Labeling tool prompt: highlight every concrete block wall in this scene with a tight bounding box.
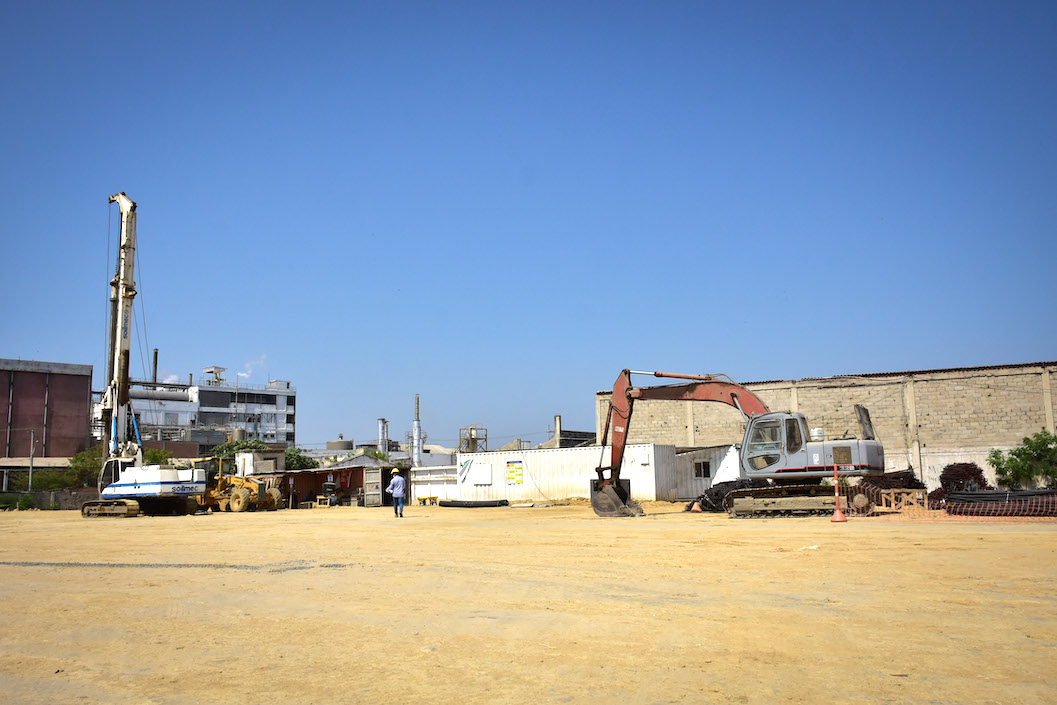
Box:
[597,363,1057,489]
[914,370,1049,447]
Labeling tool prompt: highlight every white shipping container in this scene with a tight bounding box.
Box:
[407,465,459,502]
[410,444,678,503]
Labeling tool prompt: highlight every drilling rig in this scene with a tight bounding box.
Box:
[81,193,206,517]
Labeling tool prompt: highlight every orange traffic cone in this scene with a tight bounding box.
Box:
[691,501,702,513]
[831,463,847,523]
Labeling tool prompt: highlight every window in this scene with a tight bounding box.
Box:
[747,421,782,453]
[694,461,711,478]
[786,418,803,454]
[199,390,234,408]
[747,419,782,470]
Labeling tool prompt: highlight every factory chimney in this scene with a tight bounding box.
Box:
[377,418,389,455]
[412,394,423,466]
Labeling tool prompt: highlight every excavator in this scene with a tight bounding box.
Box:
[81,194,206,517]
[592,369,885,517]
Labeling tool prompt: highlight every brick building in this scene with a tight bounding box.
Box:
[596,362,1057,489]
[1,359,93,458]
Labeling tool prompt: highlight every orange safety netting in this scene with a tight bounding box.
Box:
[843,484,1057,523]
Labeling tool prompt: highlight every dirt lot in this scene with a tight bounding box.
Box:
[1,502,1055,705]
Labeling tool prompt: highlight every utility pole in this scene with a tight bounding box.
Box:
[28,429,35,492]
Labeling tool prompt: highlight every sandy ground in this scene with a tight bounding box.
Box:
[0,501,1055,705]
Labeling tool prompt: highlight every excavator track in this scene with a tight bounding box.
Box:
[722,484,847,518]
[81,499,140,518]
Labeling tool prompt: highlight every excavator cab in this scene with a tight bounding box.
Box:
[739,411,884,482]
[742,413,808,475]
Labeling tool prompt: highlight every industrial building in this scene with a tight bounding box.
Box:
[1,358,93,458]
[100,365,297,453]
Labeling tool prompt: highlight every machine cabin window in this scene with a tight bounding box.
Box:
[786,418,803,454]
[747,420,782,470]
[748,421,782,453]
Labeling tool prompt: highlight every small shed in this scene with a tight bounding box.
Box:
[673,445,741,499]
[260,454,407,507]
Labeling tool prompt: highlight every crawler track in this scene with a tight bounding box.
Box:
[722,484,847,518]
[81,499,140,518]
[80,496,199,518]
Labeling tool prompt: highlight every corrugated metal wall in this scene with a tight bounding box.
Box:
[409,444,681,503]
[409,465,458,501]
[673,445,741,500]
[651,444,678,501]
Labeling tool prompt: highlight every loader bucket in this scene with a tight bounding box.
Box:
[590,479,645,517]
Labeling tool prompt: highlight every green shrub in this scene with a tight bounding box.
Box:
[988,431,1057,489]
[143,448,175,465]
[0,494,17,510]
[29,470,75,490]
[211,439,270,459]
[17,494,36,510]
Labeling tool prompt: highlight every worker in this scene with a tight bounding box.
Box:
[385,468,405,518]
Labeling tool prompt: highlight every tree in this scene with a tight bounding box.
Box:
[68,444,106,487]
[285,448,319,470]
[210,438,270,459]
[987,431,1057,489]
[143,448,174,465]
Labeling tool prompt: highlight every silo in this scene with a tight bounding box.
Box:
[326,433,355,451]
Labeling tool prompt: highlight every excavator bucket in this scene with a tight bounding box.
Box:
[590,479,645,517]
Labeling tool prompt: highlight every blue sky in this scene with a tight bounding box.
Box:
[2,1,1055,449]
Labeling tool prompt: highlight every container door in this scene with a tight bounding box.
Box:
[364,468,383,507]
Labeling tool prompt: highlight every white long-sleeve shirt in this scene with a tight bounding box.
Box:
[385,475,405,498]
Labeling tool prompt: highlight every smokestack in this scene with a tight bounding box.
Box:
[377,418,388,454]
[412,394,423,466]
[554,415,562,448]
[152,348,158,384]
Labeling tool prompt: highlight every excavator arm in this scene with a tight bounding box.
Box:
[592,369,770,516]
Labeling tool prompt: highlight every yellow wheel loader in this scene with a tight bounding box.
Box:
[192,457,282,512]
